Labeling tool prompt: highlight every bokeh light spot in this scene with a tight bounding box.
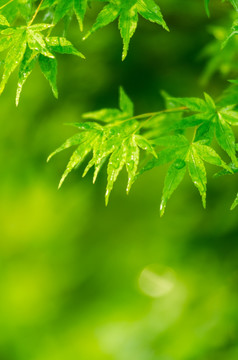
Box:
[138,264,175,298]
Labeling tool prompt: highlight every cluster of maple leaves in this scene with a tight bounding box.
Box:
[0,0,237,213]
[48,87,238,214]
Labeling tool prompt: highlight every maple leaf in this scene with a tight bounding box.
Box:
[205,0,238,15]
[83,0,168,60]
[214,160,238,210]
[55,0,89,31]
[48,87,157,204]
[0,0,35,22]
[41,0,89,31]
[138,134,230,215]
[0,15,84,103]
[204,0,210,16]
[199,25,238,85]
[222,17,238,49]
[229,0,238,11]
[231,192,238,209]
[168,93,238,165]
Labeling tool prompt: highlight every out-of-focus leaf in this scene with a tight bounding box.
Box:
[230,0,238,11]
[231,192,238,209]
[204,0,210,16]
[119,86,133,116]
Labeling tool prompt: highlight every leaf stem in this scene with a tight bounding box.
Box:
[191,126,198,143]
[113,106,187,126]
[135,114,159,133]
[132,106,187,121]
[28,0,44,26]
[0,0,14,10]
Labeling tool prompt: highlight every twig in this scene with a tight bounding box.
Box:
[113,106,187,126]
[28,0,44,26]
[0,0,14,11]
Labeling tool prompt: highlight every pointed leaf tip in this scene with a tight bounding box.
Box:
[230,193,238,210]
[160,200,165,217]
[202,195,206,209]
[82,33,89,41]
[105,189,110,206]
[58,180,63,189]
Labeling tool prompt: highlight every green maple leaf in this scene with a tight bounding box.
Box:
[214,160,238,210]
[205,0,238,15]
[55,0,89,31]
[138,134,230,215]
[83,0,168,60]
[0,0,35,22]
[0,15,84,103]
[215,167,238,210]
[168,93,238,165]
[200,25,238,85]
[141,90,186,139]
[229,0,238,11]
[222,18,238,48]
[231,192,238,209]
[0,24,28,96]
[48,87,157,205]
[217,81,238,108]
[41,0,89,31]
[204,0,210,16]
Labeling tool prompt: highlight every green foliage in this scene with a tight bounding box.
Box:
[154,137,230,216]
[222,17,238,48]
[49,88,237,213]
[204,0,210,16]
[0,0,169,99]
[83,0,168,60]
[41,0,89,31]
[48,88,157,205]
[205,0,238,15]
[168,93,238,164]
[230,0,238,11]
[0,0,238,213]
[231,192,238,208]
[0,12,84,104]
[0,0,36,22]
[200,25,238,84]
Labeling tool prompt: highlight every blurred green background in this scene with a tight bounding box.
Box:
[0,0,238,359]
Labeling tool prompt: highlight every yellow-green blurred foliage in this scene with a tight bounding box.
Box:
[0,1,237,359]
